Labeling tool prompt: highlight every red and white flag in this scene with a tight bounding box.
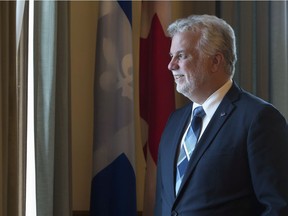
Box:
[140,2,175,215]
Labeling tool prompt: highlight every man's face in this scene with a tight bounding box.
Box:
[168,31,211,101]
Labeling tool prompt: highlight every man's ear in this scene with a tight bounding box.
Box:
[211,52,224,73]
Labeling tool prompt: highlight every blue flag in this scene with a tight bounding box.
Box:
[90,1,136,216]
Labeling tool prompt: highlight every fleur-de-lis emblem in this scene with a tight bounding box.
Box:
[99,37,133,100]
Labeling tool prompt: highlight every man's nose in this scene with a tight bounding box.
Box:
[168,57,179,71]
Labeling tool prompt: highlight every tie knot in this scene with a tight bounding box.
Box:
[193,106,206,119]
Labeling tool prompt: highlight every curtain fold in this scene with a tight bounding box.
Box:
[34,1,71,216]
[17,3,28,216]
[270,1,288,118]
[217,1,288,118]
[219,1,270,100]
[0,1,26,216]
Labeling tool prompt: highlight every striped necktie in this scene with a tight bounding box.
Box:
[175,106,206,194]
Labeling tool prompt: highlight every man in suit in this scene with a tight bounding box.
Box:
[154,14,288,216]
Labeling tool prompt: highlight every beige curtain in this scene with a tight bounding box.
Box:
[0,1,26,216]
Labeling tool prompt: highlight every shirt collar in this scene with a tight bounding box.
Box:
[192,79,233,119]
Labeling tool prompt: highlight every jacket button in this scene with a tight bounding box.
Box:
[171,210,178,216]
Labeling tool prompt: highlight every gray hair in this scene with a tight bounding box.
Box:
[167,14,237,76]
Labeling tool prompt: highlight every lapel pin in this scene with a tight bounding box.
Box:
[220,112,226,117]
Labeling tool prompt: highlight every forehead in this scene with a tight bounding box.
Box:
[170,31,200,53]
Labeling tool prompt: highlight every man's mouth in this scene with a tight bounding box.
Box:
[174,74,184,80]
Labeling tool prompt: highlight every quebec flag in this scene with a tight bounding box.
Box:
[90,1,136,216]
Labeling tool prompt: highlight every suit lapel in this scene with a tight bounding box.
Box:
[176,82,241,197]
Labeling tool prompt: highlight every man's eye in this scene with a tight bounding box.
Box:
[169,53,188,60]
[177,53,187,60]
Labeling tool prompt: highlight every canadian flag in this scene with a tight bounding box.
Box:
[139,2,175,215]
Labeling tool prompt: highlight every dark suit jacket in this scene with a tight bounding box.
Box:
[155,82,288,216]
